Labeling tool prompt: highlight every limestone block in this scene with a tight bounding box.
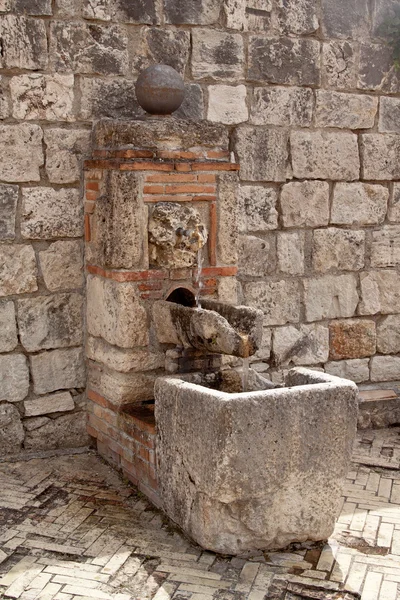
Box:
[329,320,376,360]
[0,404,24,455]
[23,417,50,431]
[24,392,75,417]
[15,0,52,13]
[322,41,357,89]
[377,315,400,354]
[39,241,83,292]
[235,127,289,182]
[389,183,400,222]
[361,134,400,180]
[371,356,400,382]
[244,280,300,326]
[87,275,148,349]
[321,0,369,39]
[0,244,37,297]
[358,42,400,93]
[331,183,388,226]
[21,188,83,239]
[0,184,18,240]
[239,235,273,277]
[0,15,47,69]
[217,277,238,305]
[25,412,89,450]
[248,36,320,86]
[44,129,90,184]
[371,227,400,267]
[273,324,329,366]
[0,124,43,182]
[30,348,85,395]
[218,173,239,265]
[136,28,190,76]
[240,186,278,232]
[86,336,163,373]
[325,359,369,383]
[208,85,248,125]
[359,270,400,315]
[315,91,378,129]
[18,293,83,353]
[88,362,156,406]
[250,86,314,127]
[281,181,330,228]
[10,74,74,121]
[274,0,318,34]
[277,232,305,275]
[0,76,10,118]
[79,77,143,120]
[83,0,158,23]
[174,83,205,122]
[379,97,400,133]
[0,301,18,352]
[54,0,78,15]
[164,0,220,24]
[253,327,272,361]
[224,0,272,31]
[304,275,359,322]
[49,21,128,75]
[0,354,29,402]
[192,30,245,80]
[291,132,360,181]
[312,228,365,273]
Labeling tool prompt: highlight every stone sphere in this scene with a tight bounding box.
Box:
[135,64,185,115]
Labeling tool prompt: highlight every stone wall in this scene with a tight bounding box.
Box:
[0,0,400,454]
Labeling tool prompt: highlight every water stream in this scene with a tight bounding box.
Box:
[195,248,204,308]
[242,357,250,393]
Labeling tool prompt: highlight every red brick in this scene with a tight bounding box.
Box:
[166,184,216,194]
[192,162,239,171]
[170,268,193,280]
[140,291,163,300]
[97,440,121,468]
[86,190,97,202]
[202,266,238,277]
[84,214,91,242]
[138,281,163,292]
[87,424,99,439]
[206,150,230,160]
[143,184,165,194]
[175,163,192,172]
[198,174,217,183]
[84,159,121,170]
[86,181,99,191]
[158,150,203,160]
[144,194,194,203]
[88,389,115,410]
[145,173,197,183]
[92,403,118,427]
[86,265,167,282]
[139,445,150,462]
[85,201,95,214]
[114,149,154,159]
[119,162,172,172]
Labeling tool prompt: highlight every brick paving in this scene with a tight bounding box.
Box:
[0,429,399,600]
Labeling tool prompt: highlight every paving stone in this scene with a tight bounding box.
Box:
[235,126,289,182]
[281,181,330,228]
[274,0,318,34]
[359,270,400,315]
[0,403,24,456]
[324,359,370,383]
[250,86,314,127]
[312,228,365,273]
[0,184,18,240]
[371,226,400,267]
[10,74,74,121]
[164,0,220,24]
[273,323,329,366]
[0,244,38,297]
[0,354,29,402]
[39,241,84,292]
[45,129,91,184]
[322,41,358,89]
[0,301,18,352]
[361,134,400,180]
[304,275,359,322]
[239,186,278,232]
[331,183,388,226]
[30,348,85,395]
[329,320,376,360]
[79,78,143,120]
[208,85,248,125]
[24,392,75,417]
[192,29,245,80]
[244,280,300,326]
[315,91,378,129]
[21,188,83,240]
[0,123,43,182]
[0,15,47,69]
[277,232,305,276]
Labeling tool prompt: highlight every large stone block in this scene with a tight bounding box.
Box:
[250,86,314,127]
[86,336,163,373]
[358,43,400,93]
[389,183,400,222]
[218,173,239,265]
[0,404,24,455]
[315,91,378,129]
[274,0,318,34]
[21,188,83,239]
[164,0,220,24]
[371,356,400,382]
[273,324,329,366]
[361,134,400,180]
[18,293,83,353]
[83,0,158,23]
[30,348,85,395]
[0,76,9,119]
[174,83,205,121]
[359,270,400,315]
[291,132,360,180]
[331,183,388,226]
[0,184,18,240]
[239,235,274,277]
[207,85,248,125]
[371,226,400,267]
[44,129,90,184]
[379,97,400,133]
[321,0,369,39]
[312,228,365,273]
[325,359,369,383]
[235,127,289,182]
[239,186,278,232]
[25,412,89,450]
[304,275,359,322]
[322,41,357,89]
[377,315,400,355]
[0,354,29,402]
[87,275,148,349]
[0,244,37,297]
[277,232,305,276]
[10,74,74,121]
[88,362,156,406]
[39,241,83,292]
[0,15,47,69]
[224,0,272,31]
[79,78,143,120]
[192,29,244,80]
[248,36,320,86]
[329,320,376,360]
[0,301,18,352]
[0,124,43,182]
[281,181,330,228]
[138,27,190,75]
[24,392,75,417]
[244,280,300,326]
[14,0,52,13]
[155,369,358,554]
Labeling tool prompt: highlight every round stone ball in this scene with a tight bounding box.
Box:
[135,64,185,115]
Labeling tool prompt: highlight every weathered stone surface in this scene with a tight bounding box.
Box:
[0,404,24,455]
[18,293,83,353]
[240,186,278,232]
[252,326,272,361]
[218,173,239,265]
[30,348,85,395]
[273,324,329,366]
[155,369,357,554]
[0,301,18,352]
[217,277,238,305]
[315,91,377,129]
[50,21,128,75]
[331,183,388,226]
[291,132,360,180]
[322,41,357,89]
[86,336,163,373]
[325,359,369,383]
[275,0,318,34]
[208,85,248,125]
[79,78,143,120]
[39,241,83,292]
[137,27,190,76]
[44,129,90,184]
[358,391,400,430]
[235,127,289,182]
[23,416,50,431]
[329,320,376,360]
[239,235,273,277]
[21,188,83,240]
[377,315,400,355]
[87,275,148,349]
[0,76,10,118]
[277,232,305,275]
[14,0,52,14]
[192,30,244,80]
[10,74,74,121]
[304,275,359,322]
[389,183,400,222]
[321,0,369,39]
[83,0,158,23]
[250,86,314,127]
[359,270,400,315]
[25,412,89,450]
[358,42,400,93]
[245,280,300,326]
[248,36,320,86]
[281,181,330,228]
[0,15,47,69]
[0,184,18,240]
[361,134,400,180]
[54,0,78,15]
[0,124,43,182]
[370,356,400,382]
[224,0,272,31]
[174,83,205,121]
[312,228,365,273]
[0,354,29,402]
[371,227,400,267]
[24,392,74,417]
[379,97,400,133]
[0,244,38,297]
[164,0,220,24]
[88,362,156,406]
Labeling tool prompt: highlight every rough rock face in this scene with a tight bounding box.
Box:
[0,404,24,455]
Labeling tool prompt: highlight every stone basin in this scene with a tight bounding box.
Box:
[155,368,358,555]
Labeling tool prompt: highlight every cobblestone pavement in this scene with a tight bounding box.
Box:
[0,429,400,600]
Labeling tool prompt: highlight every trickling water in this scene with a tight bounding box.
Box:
[242,357,250,393]
[195,248,204,308]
